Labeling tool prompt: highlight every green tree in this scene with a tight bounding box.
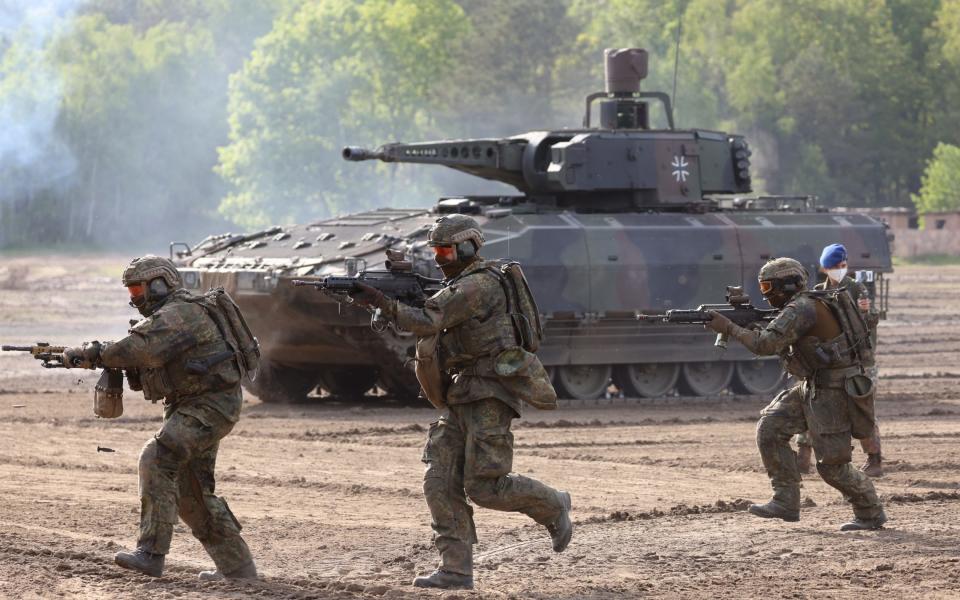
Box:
[912,142,960,220]
[217,0,468,228]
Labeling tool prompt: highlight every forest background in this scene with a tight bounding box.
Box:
[2,0,960,249]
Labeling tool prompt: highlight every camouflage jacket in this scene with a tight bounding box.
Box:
[384,259,526,414]
[101,290,242,422]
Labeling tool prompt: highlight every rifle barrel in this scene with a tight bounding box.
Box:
[2,345,34,351]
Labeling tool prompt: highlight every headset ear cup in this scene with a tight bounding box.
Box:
[148,278,169,298]
[457,240,476,260]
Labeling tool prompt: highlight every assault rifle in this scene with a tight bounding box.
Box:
[3,342,127,417]
[637,286,778,349]
[2,342,69,367]
[292,249,442,329]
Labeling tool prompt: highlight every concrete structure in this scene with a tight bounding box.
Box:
[834,207,960,258]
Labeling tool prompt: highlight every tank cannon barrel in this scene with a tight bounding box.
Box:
[342,146,384,162]
[342,140,529,191]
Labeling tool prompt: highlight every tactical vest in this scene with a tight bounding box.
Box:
[134,291,251,402]
[439,262,544,370]
[781,290,871,379]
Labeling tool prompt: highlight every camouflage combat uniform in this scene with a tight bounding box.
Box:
[381,259,567,576]
[797,275,881,456]
[100,289,253,574]
[723,292,883,521]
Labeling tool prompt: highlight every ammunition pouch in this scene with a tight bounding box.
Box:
[813,366,859,388]
[140,367,173,402]
[415,334,449,410]
[845,373,876,440]
[93,368,124,418]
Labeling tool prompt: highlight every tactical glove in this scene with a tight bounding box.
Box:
[64,341,103,369]
[351,283,388,309]
[704,311,734,335]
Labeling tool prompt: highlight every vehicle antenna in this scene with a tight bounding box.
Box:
[672,7,683,119]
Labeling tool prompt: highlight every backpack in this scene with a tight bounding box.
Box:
[186,288,261,380]
[487,262,544,353]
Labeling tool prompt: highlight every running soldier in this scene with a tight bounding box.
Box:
[64,256,258,579]
[351,214,572,590]
[706,257,886,530]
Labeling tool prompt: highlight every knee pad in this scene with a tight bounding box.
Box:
[756,416,782,447]
[139,438,160,474]
[816,461,844,482]
[464,477,500,507]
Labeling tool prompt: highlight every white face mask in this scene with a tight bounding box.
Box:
[826,267,847,283]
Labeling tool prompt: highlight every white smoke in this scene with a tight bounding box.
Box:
[0,1,82,202]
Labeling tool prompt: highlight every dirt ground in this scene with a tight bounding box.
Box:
[2,255,960,599]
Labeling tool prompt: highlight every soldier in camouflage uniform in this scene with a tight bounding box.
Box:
[796,244,883,477]
[353,215,572,590]
[64,256,256,580]
[706,257,886,530]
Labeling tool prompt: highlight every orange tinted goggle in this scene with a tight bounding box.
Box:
[759,280,774,294]
[127,283,145,298]
[432,245,456,260]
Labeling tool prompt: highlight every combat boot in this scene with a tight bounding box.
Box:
[840,509,887,532]
[748,500,800,522]
[413,569,474,590]
[115,547,164,577]
[748,485,800,522]
[547,491,573,552]
[859,453,883,478]
[796,445,813,474]
[198,561,258,581]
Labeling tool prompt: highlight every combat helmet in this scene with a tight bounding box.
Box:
[122,255,183,315]
[758,257,808,303]
[427,214,484,277]
[427,214,484,249]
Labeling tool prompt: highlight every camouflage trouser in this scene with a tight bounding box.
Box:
[757,382,883,519]
[421,398,564,576]
[138,402,253,573]
[796,366,882,455]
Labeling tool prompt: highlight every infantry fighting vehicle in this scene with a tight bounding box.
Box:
[172,48,892,403]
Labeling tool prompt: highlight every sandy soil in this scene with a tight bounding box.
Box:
[2,255,960,599]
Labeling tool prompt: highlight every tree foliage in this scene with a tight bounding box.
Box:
[216,0,468,228]
[912,143,960,217]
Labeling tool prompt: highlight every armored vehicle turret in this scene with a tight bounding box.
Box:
[174,48,892,403]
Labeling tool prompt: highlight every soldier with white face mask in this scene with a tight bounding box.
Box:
[796,244,883,477]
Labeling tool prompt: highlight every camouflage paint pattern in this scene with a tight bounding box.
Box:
[385,259,535,414]
[722,292,883,519]
[102,290,242,422]
[799,274,883,455]
[99,291,253,572]
[381,258,563,576]
[422,398,565,576]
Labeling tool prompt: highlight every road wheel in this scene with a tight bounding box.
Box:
[614,363,680,398]
[732,360,785,396]
[244,362,319,403]
[317,366,378,400]
[554,364,612,401]
[678,361,734,396]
